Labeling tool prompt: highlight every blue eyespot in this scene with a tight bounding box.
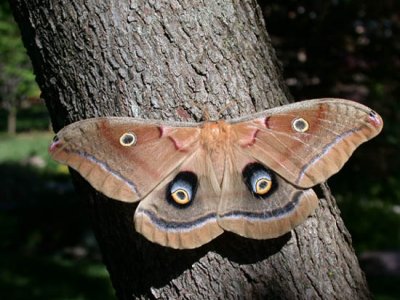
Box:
[242,163,275,197]
[170,180,193,205]
[167,172,198,206]
[250,169,272,195]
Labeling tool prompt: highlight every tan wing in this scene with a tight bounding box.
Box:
[49,117,200,202]
[218,148,318,239]
[49,99,383,249]
[134,148,223,249]
[230,99,383,188]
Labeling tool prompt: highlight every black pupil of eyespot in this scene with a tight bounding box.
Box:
[295,120,305,130]
[258,180,267,189]
[123,135,133,144]
[176,191,186,200]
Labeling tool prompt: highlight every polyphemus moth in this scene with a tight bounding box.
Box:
[49,99,383,249]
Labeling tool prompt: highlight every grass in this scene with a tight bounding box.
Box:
[0,130,115,299]
[0,131,54,162]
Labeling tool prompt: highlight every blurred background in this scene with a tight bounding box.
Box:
[0,0,399,299]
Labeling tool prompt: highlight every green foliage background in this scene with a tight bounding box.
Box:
[0,1,39,111]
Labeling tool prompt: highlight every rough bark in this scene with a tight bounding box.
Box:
[10,0,370,299]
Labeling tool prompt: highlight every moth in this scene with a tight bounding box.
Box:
[49,99,383,249]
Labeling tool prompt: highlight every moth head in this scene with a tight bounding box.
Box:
[292,117,309,133]
[242,163,275,198]
[168,172,198,206]
[119,132,137,146]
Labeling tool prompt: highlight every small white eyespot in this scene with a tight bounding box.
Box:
[119,132,137,146]
[292,117,309,133]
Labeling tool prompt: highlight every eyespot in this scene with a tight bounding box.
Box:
[119,132,136,146]
[52,135,59,142]
[171,189,190,205]
[167,172,198,207]
[255,177,272,195]
[292,117,309,133]
[242,163,275,198]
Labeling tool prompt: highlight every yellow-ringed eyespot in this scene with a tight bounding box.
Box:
[168,172,198,206]
[242,163,274,198]
[119,132,137,146]
[292,117,309,133]
[171,189,190,205]
[255,177,272,195]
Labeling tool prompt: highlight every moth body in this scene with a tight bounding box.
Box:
[199,121,235,185]
[49,99,383,249]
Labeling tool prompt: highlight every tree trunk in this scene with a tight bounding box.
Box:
[10,0,370,299]
[7,106,17,135]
